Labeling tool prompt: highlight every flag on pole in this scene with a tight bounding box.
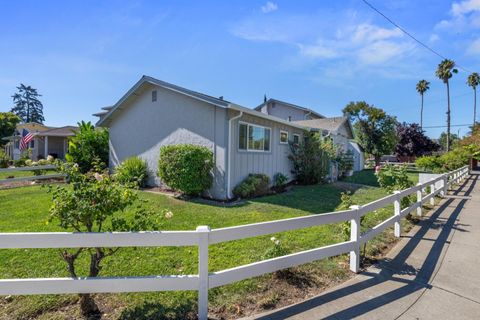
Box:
[20,129,35,151]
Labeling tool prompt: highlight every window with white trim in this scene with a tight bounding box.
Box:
[293,134,300,144]
[239,123,271,152]
[280,130,289,144]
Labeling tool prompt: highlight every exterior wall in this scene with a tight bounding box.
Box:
[229,110,303,191]
[108,84,228,199]
[260,101,323,121]
[348,142,365,172]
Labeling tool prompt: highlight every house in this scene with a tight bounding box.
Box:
[255,98,325,121]
[3,123,77,160]
[95,76,304,200]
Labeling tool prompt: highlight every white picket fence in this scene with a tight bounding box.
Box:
[0,166,470,320]
[0,165,64,184]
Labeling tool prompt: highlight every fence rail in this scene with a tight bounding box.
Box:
[0,165,470,320]
[0,165,64,184]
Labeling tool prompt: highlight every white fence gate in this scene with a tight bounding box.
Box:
[0,166,470,320]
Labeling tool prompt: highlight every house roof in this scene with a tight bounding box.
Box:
[94,75,305,129]
[294,117,355,138]
[254,98,325,119]
[35,126,78,137]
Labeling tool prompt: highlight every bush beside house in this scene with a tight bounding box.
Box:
[233,174,271,199]
[158,144,214,196]
[115,156,148,188]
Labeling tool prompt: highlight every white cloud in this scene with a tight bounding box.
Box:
[436,0,480,31]
[429,34,440,43]
[452,0,480,16]
[467,38,480,54]
[261,2,278,14]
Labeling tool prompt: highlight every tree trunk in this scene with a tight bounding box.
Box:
[446,81,451,152]
[79,294,100,318]
[420,93,424,129]
[374,155,381,166]
[474,88,477,130]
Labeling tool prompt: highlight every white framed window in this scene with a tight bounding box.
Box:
[152,90,157,102]
[293,134,300,144]
[280,130,289,144]
[239,122,271,152]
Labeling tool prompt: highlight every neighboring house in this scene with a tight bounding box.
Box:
[255,98,325,122]
[348,141,365,172]
[2,123,77,160]
[95,76,304,200]
[94,76,364,199]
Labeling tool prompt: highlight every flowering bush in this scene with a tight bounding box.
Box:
[263,236,289,260]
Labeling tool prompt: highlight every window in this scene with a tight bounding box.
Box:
[152,90,157,102]
[239,122,271,152]
[288,116,292,122]
[293,134,300,144]
[30,139,35,148]
[280,130,289,144]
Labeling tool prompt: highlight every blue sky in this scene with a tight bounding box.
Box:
[1,0,479,138]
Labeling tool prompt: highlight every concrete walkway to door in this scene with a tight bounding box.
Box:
[246,171,480,320]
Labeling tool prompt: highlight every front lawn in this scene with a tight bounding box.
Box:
[0,180,414,319]
[343,168,420,186]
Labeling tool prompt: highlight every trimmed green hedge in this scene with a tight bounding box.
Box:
[158,144,213,196]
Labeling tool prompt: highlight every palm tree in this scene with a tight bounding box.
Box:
[416,79,430,129]
[435,59,458,151]
[467,72,480,129]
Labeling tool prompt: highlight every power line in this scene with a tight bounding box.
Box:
[361,0,473,73]
[422,124,471,129]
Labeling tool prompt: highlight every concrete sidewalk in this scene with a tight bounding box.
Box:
[247,172,480,320]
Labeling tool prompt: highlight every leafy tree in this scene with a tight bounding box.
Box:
[48,163,166,317]
[288,131,332,184]
[343,101,397,166]
[467,72,480,129]
[10,84,45,123]
[395,122,440,159]
[66,121,109,173]
[438,132,459,151]
[0,112,21,147]
[435,59,458,151]
[415,79,430,129]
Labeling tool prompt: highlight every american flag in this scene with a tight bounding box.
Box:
[20,129,35,151]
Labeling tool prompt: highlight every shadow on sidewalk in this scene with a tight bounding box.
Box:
[256,172,479,320]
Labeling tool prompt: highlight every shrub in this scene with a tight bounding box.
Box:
[273,172,288,192]
[377,164,414,208]
[66,121,109,173]
[415,155,442,172]
[0,150,8,168]
[338,149,354,174]
[233,173,271,198]
[289,131,332,184]
[439,148,469,171]
[158,144,214,196]
[115,156,148,188]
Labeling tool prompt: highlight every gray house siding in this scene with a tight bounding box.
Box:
[229,111,303,191]
[108,83,228,199]
[260,101,322,122]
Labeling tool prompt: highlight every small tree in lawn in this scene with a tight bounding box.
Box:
[10,84,45,124]
[343,101,397,166]
[47,163,168,317]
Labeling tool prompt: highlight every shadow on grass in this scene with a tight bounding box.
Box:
[118,300,197,320]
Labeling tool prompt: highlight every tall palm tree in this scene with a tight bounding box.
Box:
[467,72,480,129]
[416,79,430,129]
[435,59,458,151]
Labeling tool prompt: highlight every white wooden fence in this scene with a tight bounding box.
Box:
[0,166,470,319]
[0,165,64,184]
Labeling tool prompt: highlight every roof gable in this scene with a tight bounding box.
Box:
[255,98,325,119]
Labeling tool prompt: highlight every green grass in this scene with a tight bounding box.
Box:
[342,169,420,186]
[0,169,57,180]
[0,179,415,319]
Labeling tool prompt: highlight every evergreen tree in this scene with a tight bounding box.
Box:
[10,84,45,124]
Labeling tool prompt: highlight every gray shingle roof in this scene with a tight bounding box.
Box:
[293,117,348,132]
[37,126,78,137]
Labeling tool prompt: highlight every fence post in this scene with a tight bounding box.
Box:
[197,225,210,320]
[349,205,361,273]
[416,183,423,216]
[393,191,401,237]
[443,174,448,196]
[429,179,435,206]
